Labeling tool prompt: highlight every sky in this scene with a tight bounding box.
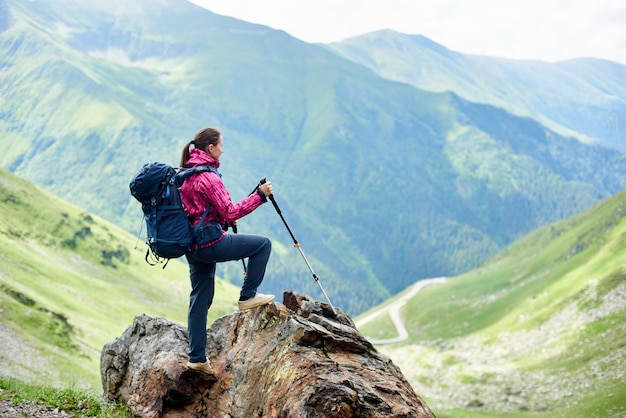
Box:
[188,0,626,65]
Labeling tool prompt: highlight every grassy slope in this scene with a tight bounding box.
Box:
[356,189,626,417]
[0,168,240,391]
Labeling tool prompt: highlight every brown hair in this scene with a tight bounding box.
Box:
[180,127,221,167]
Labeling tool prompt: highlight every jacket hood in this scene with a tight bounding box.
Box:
[186,148,220,170]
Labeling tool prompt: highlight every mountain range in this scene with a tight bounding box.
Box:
[1,0,626,314]
[1,1,626,416]
[327,30,626,151]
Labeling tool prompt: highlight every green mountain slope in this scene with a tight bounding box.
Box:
[357,189,626,417]
[0,167,240,390]
[2,0,626,315]
[327,29,626,151]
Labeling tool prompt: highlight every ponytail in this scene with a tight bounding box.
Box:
[180,128,221,167]
[179,141,194,168]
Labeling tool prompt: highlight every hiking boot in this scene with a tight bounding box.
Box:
[186,360,214,375]
[238,293,275,311]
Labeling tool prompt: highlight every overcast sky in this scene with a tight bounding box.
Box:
[189,0,626,65]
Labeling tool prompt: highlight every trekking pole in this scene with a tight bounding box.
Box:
[259,179,338,317]
[231,224,247,276]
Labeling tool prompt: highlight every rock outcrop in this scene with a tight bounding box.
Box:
[101,291,435,417]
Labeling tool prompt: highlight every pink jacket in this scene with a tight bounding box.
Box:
[179,148,263,247]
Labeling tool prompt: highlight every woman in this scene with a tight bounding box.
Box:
[179,127,274,375]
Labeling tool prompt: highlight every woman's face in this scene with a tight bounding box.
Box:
[207,135,223,161]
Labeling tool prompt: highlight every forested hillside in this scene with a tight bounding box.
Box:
[1,0,625,314]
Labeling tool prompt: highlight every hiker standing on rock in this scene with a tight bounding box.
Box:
[179,127,275,375]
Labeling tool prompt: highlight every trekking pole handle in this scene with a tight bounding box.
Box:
[260,178,299,244]
[259,178,279,211]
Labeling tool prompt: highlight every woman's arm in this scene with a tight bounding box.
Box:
[200,173,264,223]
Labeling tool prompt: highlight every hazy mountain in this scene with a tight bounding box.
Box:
[327,29,626,151]
[357,188,626,417]
[0,167,241,388]
[2,0,626,314]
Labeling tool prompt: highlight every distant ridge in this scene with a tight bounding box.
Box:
[328,29,626,150]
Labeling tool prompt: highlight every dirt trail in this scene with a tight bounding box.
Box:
[355,277,447,344]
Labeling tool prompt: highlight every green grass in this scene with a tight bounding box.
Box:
[0,376,132,417]
[436,409,537,418]
[572,380,626,418]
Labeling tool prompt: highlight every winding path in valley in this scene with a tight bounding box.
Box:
[355,277,448,345]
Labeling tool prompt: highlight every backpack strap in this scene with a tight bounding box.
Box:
[175,165,221,236]
[192,206,211,236]
[174,165,220,186]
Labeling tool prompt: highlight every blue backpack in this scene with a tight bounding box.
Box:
[129,162,222,266]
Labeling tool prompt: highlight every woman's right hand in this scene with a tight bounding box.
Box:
[259,181,273,197]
